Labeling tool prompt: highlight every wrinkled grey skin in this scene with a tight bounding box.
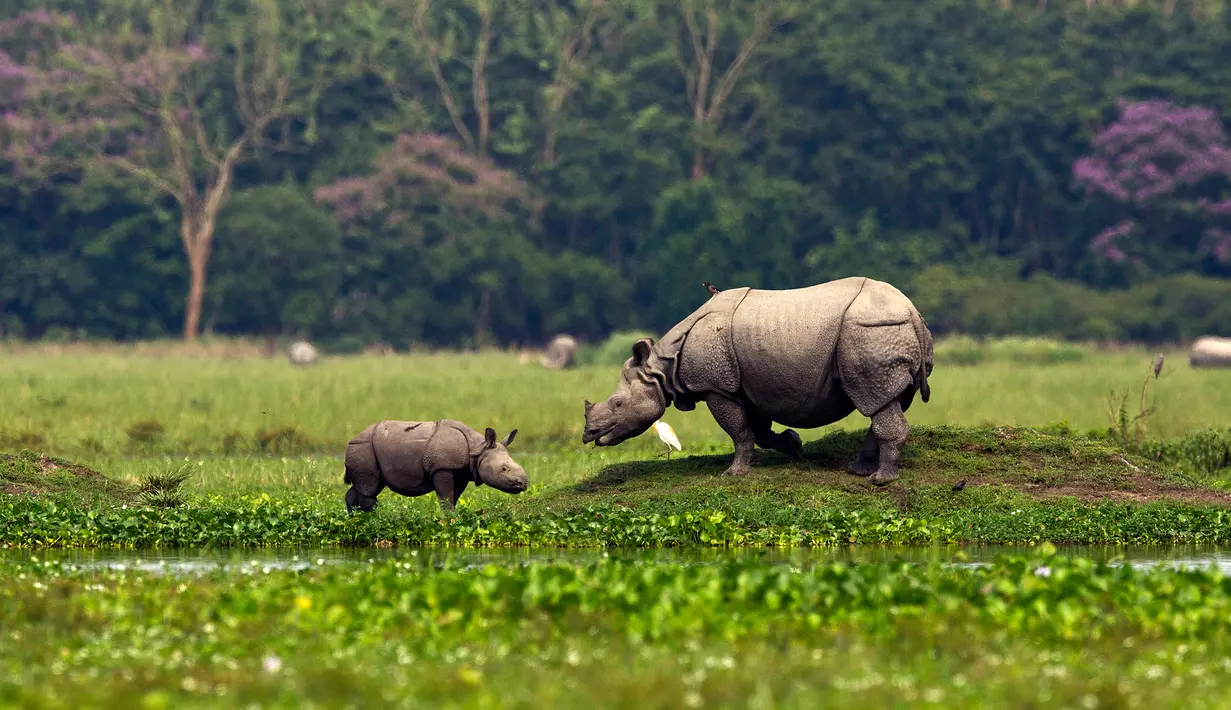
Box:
[582,277,934,486]
[541,334,579,370]
[343,419,527,512]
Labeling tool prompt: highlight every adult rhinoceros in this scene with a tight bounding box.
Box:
[582,277,934,486]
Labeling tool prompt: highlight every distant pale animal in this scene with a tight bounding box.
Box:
[1190,336,1231,369]
[540,334,579,370]
[287,340,318,366]
[652,420,682,460]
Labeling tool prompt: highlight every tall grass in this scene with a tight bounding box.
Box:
[0,336,1227,494]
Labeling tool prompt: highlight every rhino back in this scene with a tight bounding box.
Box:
[728,278,869,417]
[841,278,916,326]
[371,420,437,492]
[657,287,749,395]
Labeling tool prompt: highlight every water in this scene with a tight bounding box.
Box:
[5,544,1231,576]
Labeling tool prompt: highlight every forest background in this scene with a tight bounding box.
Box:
[3,0,1231,352]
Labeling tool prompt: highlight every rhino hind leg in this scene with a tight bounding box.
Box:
[344,440,384,513]
[866,401,909,486]
[851,385,917,477]
[836,320,923,486]
[850,426,880,477]
[748,411,805,463]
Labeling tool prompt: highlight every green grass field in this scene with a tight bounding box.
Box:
[3,336,1231,708]
[1,336,1228,495]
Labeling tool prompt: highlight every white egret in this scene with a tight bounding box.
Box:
[652,420,682,461]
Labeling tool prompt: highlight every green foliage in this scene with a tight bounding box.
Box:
[575,330,656,367]
[910,266,1231,342]
[935,335,1088,367]
[209,184,344,337]
[6,552,1231,706]
[3,0,1231,345]
[1140,429,1231,477]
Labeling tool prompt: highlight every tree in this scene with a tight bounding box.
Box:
[538,0,617,166]
[209,184,344,346]
[1073,97,1231,276]
[357,0,522,157]
[2,1,336,341]
[314,133,545,344]
[667,0,788,181]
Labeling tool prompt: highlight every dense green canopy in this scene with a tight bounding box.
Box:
[2,0,1230,347]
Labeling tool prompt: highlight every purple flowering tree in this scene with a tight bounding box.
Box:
[1073,97,1231,271]
[314,133,542,342]
[1,2,335,341]
[313,133,539,230]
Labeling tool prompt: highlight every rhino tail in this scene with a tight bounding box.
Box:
[908,309,934,404]
[913,364,931,404]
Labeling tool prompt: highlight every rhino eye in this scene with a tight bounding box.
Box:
[614,400,623,408]
[501,465,508,472]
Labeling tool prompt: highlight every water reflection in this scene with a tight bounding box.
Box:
[4,544,1231,576]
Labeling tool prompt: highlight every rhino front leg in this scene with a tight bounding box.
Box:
[849,426,879,477]
[432,471,459,512]
[705,395,756,476]
[867,401,908,487]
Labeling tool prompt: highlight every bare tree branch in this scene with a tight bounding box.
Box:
[411,0,476,151]
[542,0,610,165]
[672,0,784,180]
[471,0,493,154]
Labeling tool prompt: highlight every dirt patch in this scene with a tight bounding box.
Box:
[1019,474,1231,507]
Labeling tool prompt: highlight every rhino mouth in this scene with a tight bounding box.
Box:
[583,427,629,447]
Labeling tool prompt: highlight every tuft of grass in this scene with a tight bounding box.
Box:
[137,465,192,508]
[0,430,45,450]
[125,419,166,447]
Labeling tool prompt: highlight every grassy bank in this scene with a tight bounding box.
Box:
[5,425,1231,549]
[0,338,1228,464]
[3,550,1231,708]
[1,341,1229,548]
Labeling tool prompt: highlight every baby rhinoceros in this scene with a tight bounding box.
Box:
[343,419,528,513]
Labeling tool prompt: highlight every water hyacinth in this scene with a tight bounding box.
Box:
[4,552,1231,707]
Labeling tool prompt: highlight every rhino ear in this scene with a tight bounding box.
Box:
[584,399,594,415]
[503,429,518,447]
[631,338,655,367]
[484,427,497,449]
